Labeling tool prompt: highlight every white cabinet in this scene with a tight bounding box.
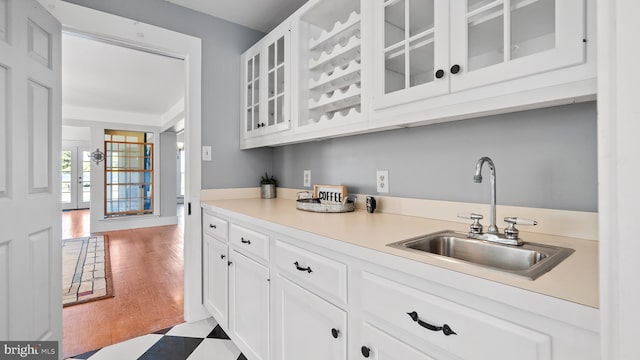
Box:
[228,249,270,360]
[358,322,435,360]
[203,234,228,329]
[374,0,587,110]
[274,274,347,360]
[241,20,291,140]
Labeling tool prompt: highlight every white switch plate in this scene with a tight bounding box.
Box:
[202,146,212,161]
[303,170,311,187]
[376,170,389,193]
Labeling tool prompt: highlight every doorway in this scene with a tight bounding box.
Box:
[61,146,91,210]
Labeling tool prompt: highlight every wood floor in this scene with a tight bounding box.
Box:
[61,210,185,358]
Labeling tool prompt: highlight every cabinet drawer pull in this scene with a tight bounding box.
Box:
[240,237,251,244]
[228,261,233,266]
[209,224,217,228]
[407,311,457,336]
[294,261,312,273]
[220,254,226,260]
[361,346,370,358]
[331,328,339,339]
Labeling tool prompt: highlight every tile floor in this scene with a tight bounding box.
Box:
[68,318,246,360]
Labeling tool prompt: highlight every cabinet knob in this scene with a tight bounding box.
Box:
[331,328,339,339]
[450,64,461,74]
[220,254,226,260]
[256,123,261,128]
[228,261,233,266]
[435,69,445,79]
[361,346,371,358]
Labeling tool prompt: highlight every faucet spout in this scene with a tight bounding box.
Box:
[474,157,498,234]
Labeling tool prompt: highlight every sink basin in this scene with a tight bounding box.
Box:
[387,231,574,280]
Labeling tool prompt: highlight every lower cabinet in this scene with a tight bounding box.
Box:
[358,322,435,360]
[229,250,270,360]
[203,234,228,328]
[274,274,347,360]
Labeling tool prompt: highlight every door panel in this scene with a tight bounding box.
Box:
[0,0,61,342]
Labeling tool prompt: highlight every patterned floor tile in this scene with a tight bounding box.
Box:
[185,338,241,360]
[138,336,203,360]
[165,318,217,339]
[207,325,230,340]
[87,334,163,360]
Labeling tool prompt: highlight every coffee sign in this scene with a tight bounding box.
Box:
[313,185,347,204]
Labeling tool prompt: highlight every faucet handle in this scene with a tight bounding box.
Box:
[503,217,538,240]
[458,213,483,235]
[457,213,483,220]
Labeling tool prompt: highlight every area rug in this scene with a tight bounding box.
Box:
[62,235,114,307]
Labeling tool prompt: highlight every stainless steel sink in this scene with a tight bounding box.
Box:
[387,231,574,280]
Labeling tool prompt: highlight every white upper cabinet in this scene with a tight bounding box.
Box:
[373,0,587,110]
[241,20,291,140]
[449,0,585,92]
[295,0,365,132]
[374,0,450,109]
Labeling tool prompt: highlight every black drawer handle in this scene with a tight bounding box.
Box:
[220,254,226,259]
[294,261,312,273]
[241,237,251,245]
[331,328,339,339]
[407,311,456,336]
[209,224,217,228]
[361,346,370,358]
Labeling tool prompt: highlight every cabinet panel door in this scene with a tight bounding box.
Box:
[229,250,270,360]
[373,0,450,109]
[450,0,585,92]
[203,235,228,328]
[261,27,291,136]
[275,274,346,360]
[242,44,263,138]
[360,322,435,360]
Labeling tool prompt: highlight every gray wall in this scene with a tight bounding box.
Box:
[273,102,598,212]
[64,0,273,189]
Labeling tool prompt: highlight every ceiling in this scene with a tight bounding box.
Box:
[164,0,308,33]
[62,32,185,118]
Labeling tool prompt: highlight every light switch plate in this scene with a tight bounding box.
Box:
[376,170,389,193]
[303,170,311,187]
[202,146,212,161]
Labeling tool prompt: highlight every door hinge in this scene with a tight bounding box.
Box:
[188,202,191,215]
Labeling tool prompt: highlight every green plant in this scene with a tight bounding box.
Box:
[260,172,277,186]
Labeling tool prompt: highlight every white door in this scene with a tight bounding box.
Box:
[61,147,90,210]
[0,0,62,343]
[275,275,346,360]
[203,234,228,328]
[228,250,270,360]
[359,322,436,360]
[449,0,585,92]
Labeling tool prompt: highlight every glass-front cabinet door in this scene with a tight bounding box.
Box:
[242,45,262,138]
[241,22,290,139]
[262,28,290,136]
[373,0,450,109]
[450,0,585,91]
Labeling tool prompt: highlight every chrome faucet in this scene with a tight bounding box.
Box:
[474,157,498,234]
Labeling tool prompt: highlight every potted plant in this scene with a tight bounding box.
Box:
[260,172,277,199]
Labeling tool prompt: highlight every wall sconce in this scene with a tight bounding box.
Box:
[91,148,105,165]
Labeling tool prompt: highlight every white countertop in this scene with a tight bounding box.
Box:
[202,198,599,308]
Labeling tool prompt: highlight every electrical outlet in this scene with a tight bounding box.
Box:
[303,170,311,187]
[376,170,389,193]
[202,146,212,161]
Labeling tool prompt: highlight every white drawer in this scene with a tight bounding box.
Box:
[275,240,347,304]
[229,224,269,262]
[203,212,227,241]
[358,272,551,360]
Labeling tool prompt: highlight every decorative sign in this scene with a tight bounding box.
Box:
[313,185,347,204]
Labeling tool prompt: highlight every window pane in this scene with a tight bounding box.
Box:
[385,49,405,94]
[385,0,405,48]
[468,3,504,72]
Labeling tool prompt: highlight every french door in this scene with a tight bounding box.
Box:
[61,147,91,210]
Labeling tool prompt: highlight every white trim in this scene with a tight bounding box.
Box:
[39,0,206,322]
[597,1,640,359]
